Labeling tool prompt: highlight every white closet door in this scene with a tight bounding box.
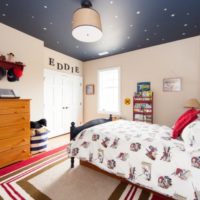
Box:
[53,74,64,135]
[44,69,83,138]
[62,75,73,133]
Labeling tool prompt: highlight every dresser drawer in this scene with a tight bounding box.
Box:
[0,100,29,115]
[0,124,30,140]
[0,135,30,153]
[0,113,30,127]
[0,145,30,168]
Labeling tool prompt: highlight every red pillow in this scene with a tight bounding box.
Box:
[172,109,199,139]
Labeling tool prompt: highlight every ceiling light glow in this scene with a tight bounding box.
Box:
[98,51,109,56]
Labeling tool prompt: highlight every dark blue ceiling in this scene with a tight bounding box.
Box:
[0,0,200,61]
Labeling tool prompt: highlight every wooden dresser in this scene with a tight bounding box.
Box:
[0,99,31,168]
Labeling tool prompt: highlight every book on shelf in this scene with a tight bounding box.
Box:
[137,82,151,93]
[134,91,153,100]
[134,103,152,109]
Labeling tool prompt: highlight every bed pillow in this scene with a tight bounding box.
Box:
[182,120,200,152]
[172,109,199,139]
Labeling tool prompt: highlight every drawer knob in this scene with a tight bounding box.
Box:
[22,150,27,153]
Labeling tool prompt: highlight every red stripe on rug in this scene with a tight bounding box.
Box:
[8,183,25,200]
[2,152,67,200]
[129,186,138,200]
[0,145,67,177]
[1,184,17,200]
[4,153,67,183]
[124,185,134,200]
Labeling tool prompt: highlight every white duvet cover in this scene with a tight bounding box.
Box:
[69,120,200,200]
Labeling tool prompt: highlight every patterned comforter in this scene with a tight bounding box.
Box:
[69,120,200,200]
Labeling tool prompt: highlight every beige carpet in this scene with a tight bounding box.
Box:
[29,160,120,200]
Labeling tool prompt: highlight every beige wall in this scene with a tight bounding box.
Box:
[44,47,83,76]
[83,36,200,126]
[0,23,44,120]
[0,23,83,121]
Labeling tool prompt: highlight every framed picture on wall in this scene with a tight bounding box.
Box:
[163,78,181,92]
[86,84,95,95]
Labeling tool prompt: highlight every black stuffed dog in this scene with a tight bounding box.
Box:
[30,119,47,129]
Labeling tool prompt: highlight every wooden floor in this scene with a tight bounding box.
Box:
[47,133,70,151]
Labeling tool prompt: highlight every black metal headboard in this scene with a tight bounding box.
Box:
[70,114,112,141]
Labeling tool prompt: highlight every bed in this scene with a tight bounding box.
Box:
[68,115,200,200]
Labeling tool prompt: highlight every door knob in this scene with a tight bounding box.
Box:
[62,106,69,109]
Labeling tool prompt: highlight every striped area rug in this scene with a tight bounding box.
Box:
[109,182,169,200]
[0,145,170,200]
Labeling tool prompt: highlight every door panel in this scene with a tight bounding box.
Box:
[44,70,83,138]
[53,75,63,136]
[62,75,73,133]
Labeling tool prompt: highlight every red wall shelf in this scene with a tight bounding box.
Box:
[0,60,25,70]
[133,92,153,123]
[133,111,152,115]
[133,99,152,103]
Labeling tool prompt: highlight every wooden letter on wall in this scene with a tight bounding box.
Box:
[48,57,80,74]
[57,63,63,70]
[49,58,55,66]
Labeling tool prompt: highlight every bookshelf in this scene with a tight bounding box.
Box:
[133,91,153,123]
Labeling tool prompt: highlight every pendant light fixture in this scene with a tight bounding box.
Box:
[72,0,102,43]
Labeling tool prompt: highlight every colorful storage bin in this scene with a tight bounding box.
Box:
[31,126,49,154]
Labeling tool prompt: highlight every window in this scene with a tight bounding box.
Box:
[98,67,120,114]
